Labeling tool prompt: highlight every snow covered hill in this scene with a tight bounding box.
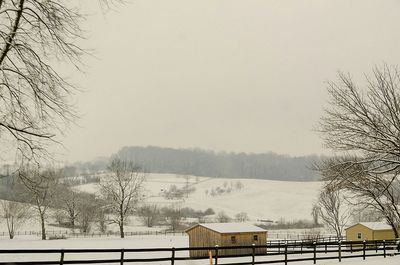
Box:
[75,173,322,222]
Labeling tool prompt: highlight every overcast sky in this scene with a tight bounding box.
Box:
[60,0,400,162]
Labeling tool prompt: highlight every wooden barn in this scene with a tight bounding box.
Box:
[345,222,397,241]
[185,223,267,257]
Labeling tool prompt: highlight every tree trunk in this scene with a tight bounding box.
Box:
[120,223,124,238]
[69,209,76,230]
[120,204,124,238]
[335,227,341,240]
[9,227,14,239]
[40,214,46,240]
[386,217,399,238]
[7,218,14,239]
[391,225,399,238]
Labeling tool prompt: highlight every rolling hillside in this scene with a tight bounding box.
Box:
[76,173,322,222]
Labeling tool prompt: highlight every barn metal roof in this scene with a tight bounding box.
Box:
[346,222,393,231]
[186,223,267,234]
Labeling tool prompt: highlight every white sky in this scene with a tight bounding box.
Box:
[60,0,400,162]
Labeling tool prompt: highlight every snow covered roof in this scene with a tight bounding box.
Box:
[186,223,267,234]
[346,222,393,231]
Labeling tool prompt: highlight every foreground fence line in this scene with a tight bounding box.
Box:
[0,239,398,265]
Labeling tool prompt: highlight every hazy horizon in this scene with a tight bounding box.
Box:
[56,0,400,162]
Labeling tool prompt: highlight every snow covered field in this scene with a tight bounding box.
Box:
[76,173,323,222]
[0,174,325,241]
[0,174,354,264]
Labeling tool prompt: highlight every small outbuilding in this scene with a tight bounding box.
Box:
[345,222,397,241]
[185,223,267,257]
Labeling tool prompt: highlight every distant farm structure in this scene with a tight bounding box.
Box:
[185,223,267,257]
[346,222,398,241]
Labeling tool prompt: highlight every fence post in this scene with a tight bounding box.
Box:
[338,241,341,262]
[60,249,64,265]
[300,242,303,254]
[383,240,386,258]
[363,240,366,260]
[171,247,175,265]
[284,242,288,265]
[325,242,327,254]
[120,248,124,265]
[214,245,219,265]
[313,241,316,264]
[252,244,255,265]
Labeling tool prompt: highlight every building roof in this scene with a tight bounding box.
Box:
[346,222,393,231]
[186,223,267,234]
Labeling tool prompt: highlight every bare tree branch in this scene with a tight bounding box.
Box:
[99,157,146,238]
[317,64,400,237]
[0,0,122,163]
[317,185,350,238]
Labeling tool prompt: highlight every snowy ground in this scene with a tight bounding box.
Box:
[0,174,352,264]
[75,173,323,222]
[0,235,398,265]
[317,256,400,265]
[17,174,326,239]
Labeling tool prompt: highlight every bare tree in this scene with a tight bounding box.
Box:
[137,204,160,227]
[352,205,383,223]
[0,200,30,239]
[216,211,232,223]
[311,204,320,226]
[54,186,80,230]
[235,212,249,222]
[19,166,59,240]
[99,158,145,238]
[317,185,350,238]
[96,207,108,234]
[318,64,400,236]
[54,187,101,232]
[317,157,400,237]
[161,206,184,231]
[162,185,184,200]
[0,0,121,162]
[77,193,99,234]
[235,181,244,190]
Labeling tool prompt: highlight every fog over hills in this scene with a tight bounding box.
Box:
[77,146,322,181]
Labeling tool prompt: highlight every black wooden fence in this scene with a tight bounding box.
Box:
[0,239,398,265]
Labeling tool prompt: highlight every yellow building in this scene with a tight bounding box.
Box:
[185,223,267,257]
[345,222,397,241]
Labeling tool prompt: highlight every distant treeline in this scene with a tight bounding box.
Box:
[112,146,322,181]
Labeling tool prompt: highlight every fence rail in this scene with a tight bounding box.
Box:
[0,239,398,265]
[0,230,186,238]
